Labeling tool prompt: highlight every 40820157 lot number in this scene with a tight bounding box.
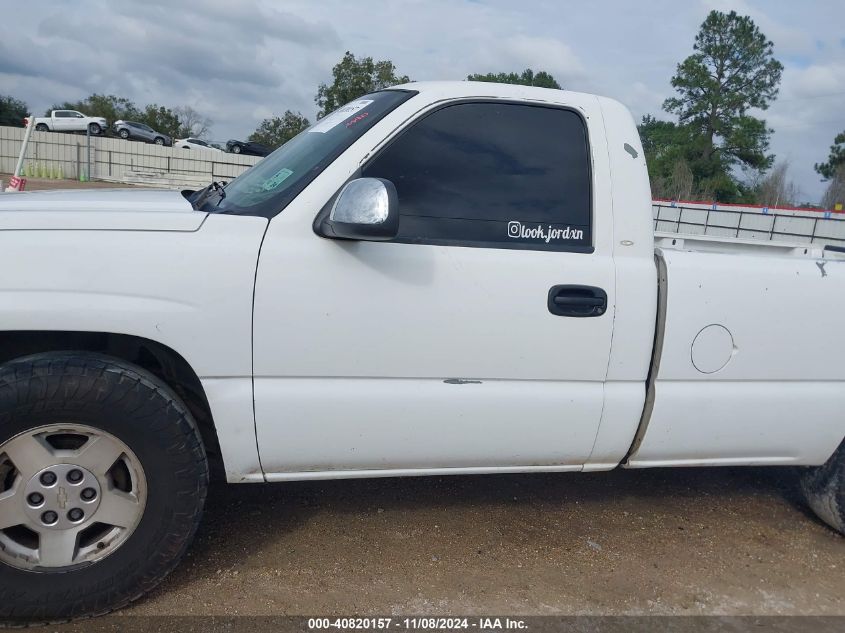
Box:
[307,617,528,630]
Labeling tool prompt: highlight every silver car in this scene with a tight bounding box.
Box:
[114,120,172,146]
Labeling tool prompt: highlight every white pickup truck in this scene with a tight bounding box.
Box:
[0,82,842,623]
[30,109,108,135]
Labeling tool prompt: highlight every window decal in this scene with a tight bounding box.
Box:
[507,221,585,243]
[260,168,294,191]
[309,100,374,134]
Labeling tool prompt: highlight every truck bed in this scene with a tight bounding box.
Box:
[654,231,845,260]
[627,231,845,468]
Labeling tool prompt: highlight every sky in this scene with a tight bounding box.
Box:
[1,0,843,202]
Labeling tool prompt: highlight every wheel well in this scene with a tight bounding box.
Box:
[0,331,225,481]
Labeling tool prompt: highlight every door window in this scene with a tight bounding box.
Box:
[362,102,592,252]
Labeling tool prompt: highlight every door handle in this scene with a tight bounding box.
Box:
[548,285,607,317]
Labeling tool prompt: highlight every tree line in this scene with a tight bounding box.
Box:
[0,52,563,151]
[248,53,562,148]
[0,17,841,207]
[0,93,211,141]
[299,36,842,208]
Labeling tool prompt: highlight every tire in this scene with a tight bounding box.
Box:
[231,144,241,154]
[800,439,845,534]
[154,137,165,146]
[0,352,209,624]
[88,123,102,135]
[118,129,129,140]
[35,123,48,132]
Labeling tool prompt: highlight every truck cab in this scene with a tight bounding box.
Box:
[240,84,658,476]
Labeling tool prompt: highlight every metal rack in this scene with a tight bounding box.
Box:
[653,203,845,247]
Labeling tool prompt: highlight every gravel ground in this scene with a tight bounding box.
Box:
[119,467,843,617]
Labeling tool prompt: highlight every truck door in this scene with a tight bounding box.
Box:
[69,111,86,131]
[52,111,70,131]
[252,99,616,477]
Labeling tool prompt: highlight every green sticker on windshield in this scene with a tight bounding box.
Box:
[261,168,294,191]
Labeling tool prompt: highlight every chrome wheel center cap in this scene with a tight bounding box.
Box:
[24,464,102,530]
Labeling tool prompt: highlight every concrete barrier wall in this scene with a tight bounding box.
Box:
[654,200,845,247]
[0,125,261,187]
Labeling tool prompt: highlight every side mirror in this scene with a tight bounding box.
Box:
[318,177,399,241]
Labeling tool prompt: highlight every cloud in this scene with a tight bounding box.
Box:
[480,35,586,86]
[35,9,315,88]
[623,82,667,120]
[783,63,845,97]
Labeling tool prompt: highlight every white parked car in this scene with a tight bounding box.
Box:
[173,137,222,151]
[0,82,842,624]
[29,110,108,135]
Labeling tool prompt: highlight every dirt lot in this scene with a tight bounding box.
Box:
[118,467,842,617]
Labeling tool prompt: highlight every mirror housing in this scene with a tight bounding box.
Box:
[318,177,399,241]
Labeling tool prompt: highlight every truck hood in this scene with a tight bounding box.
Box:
[0,188,206,232]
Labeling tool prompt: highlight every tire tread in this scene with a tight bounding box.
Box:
[800,439,845,534]
[0,352,209,625]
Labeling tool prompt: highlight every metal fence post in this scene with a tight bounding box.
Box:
[85,125,91,181]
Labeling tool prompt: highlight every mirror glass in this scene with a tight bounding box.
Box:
[330,178,390,225]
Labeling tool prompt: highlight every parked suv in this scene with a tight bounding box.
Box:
[114,120,172,146]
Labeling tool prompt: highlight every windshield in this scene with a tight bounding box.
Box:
[204,89,415,218]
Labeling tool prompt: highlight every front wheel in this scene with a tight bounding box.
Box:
[800,440,845,534]
[231,144,241,154]
[0,353,209,624]
[88,123,102,135]
[154,137,165,146]
[118,129,130,139]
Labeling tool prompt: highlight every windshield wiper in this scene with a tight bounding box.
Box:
[188,181,227,211]
[186,183,212,210]
[211,181,227,205]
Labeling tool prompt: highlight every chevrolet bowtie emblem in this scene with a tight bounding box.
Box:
[57,487,68,510]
